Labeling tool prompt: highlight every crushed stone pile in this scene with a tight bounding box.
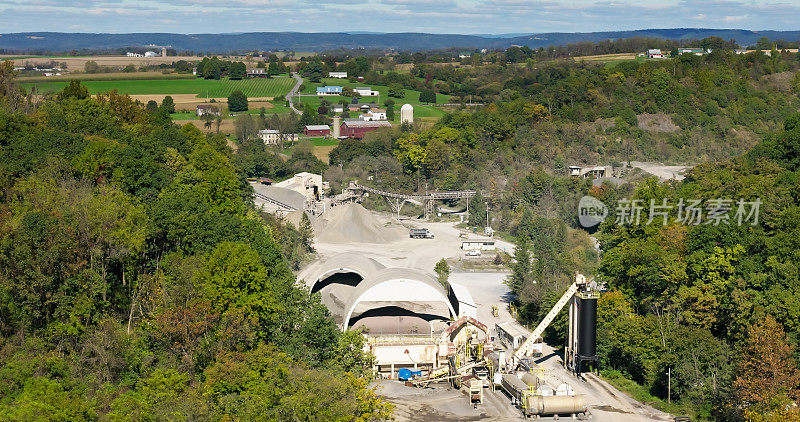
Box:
[313,203,406,244]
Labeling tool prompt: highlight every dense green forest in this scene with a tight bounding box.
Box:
[0,62,392,421]
[586,114,800,421]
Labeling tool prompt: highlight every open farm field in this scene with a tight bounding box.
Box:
[174,118,236,134]
[6,54,204,69]
[21,76,297,99]
[301,77,452,104]
[295,94,448,121]
[16,72,195,82]
[297,77,451,120]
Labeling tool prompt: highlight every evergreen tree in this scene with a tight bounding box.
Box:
[146,100,159,113]
[507,236,533,295]
[228,90,248,112]
[299,212,314,252]
[386,104,395,121]
[434,258,450,288]
[160,95,175,114]
[469,191,487,227]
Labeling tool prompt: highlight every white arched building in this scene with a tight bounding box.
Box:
[343,267,456,332]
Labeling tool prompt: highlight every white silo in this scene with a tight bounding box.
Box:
[400,103,413,124]
[332,116,341,138]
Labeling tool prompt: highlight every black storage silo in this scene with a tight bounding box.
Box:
[577,297,597,358]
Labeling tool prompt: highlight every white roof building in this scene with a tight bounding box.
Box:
[354,87,379,96]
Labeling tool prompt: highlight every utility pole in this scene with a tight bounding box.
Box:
[667,366,671,404]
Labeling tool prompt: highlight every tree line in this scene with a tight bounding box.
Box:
[0,68,392,420]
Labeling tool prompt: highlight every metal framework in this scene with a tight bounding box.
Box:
[253,192,297,211]
[345,182,476,219]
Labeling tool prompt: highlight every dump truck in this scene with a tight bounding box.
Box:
[409,228,434,239]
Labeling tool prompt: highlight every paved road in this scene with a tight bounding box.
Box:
[285,72,303,115]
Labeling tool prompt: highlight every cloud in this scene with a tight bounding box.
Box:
[0,0,798,34]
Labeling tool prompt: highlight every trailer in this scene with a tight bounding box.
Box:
[500,373,589,419]
[409,228,434,238]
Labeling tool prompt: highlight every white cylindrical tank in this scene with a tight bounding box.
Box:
[525,395,587,416]
[520,373,540,388]
[400,103,413,124]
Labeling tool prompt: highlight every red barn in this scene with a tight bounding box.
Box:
[340,120,392,139]
[304,125,331,136]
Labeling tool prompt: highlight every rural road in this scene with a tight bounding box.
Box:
[286,72,303,115]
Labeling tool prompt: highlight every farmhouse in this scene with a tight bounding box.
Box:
[329,71,347,78]
[678,48,707,56]
[647,49,664,58]
[304,125,331,136]
[196,105,220,116]
[317,86,343,96]
[247,68,268,78]
[259,129,297,145]
[340,120,392,138]
[354,87,379,96]
[359,109,387,121]
[126,52,143,57]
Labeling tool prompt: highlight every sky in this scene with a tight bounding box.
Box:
[1,0,799,34]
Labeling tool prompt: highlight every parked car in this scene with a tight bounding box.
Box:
[465,249,482,257]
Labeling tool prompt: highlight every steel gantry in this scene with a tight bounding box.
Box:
[345,182,476,219]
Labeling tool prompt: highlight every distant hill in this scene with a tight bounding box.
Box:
[1,29,799,53]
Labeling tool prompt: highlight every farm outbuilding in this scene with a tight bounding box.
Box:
[354,87,379,96]
[340,119,392,138]
[304,125,331,136]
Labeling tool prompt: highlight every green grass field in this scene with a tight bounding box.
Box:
[295,94,448,121]
[301,78,452,104]
[21,77,297,98]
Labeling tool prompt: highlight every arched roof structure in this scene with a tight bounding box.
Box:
[301,253,385,292]
[343,267,457,330]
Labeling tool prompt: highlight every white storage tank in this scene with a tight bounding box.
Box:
[400,103,413,124]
